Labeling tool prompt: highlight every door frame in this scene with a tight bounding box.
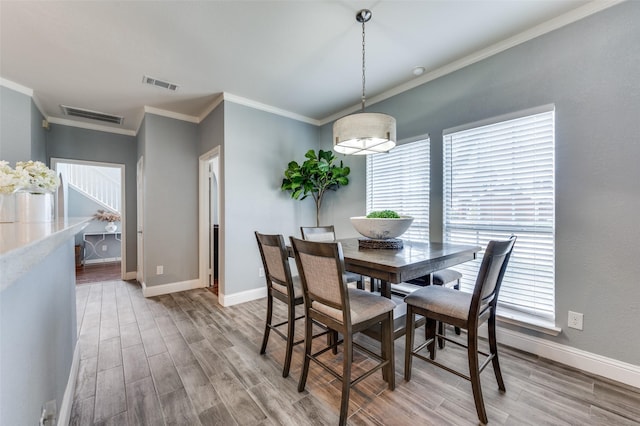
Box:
[198,147,222,303]
[51,157,127,280]
[136,156,144,285]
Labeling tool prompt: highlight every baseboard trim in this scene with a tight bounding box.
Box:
[141,279,202,297]
[490,326,640,389]
[83,257,121,265]
[58,342,80,426]
[219,286,267,307]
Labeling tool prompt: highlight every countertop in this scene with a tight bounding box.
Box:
[0,217,91,290]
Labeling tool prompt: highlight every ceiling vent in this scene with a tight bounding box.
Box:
[142,75,179,91]
[60,105,124,125]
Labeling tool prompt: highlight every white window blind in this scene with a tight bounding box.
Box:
[367,138,429,243]
[443,107,555,320]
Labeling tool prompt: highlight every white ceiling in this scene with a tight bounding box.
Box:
[1,1,610,135]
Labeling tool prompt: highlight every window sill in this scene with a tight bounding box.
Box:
[496,307,561,336]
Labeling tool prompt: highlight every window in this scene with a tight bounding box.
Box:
[367,137,430,243]
[443,106,555,320]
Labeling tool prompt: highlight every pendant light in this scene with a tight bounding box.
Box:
[333,9,396,155]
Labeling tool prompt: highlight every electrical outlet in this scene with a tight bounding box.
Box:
[157,265,164,275]
[258,267,265,277]
[40,399,57,426]
[102,245,108,251]
[568,311,583,330]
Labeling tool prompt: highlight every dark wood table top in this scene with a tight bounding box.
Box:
[337,238,480,286]
[336,238,480,339]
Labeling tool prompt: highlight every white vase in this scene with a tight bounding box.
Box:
[105,221,118,233]
[0,193,16,222]
[15,191,54,223]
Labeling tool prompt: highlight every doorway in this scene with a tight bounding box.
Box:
[199,148,221,300]
[52,158,126,282]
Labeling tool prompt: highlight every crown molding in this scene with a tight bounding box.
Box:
[221,92,320,126]
[143,106,199,123]
[320,0,626,126]
[198,93,225,122]
[47,117,136,136]
[0,77,32,96]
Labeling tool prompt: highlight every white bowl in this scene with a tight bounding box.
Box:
[350,216,414,240]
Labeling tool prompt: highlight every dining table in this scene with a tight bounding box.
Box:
[336,238,481,339]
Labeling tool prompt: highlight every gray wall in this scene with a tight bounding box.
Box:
[141,113,199,287]
[222,101,317,295]
[320,2,640,364]
[0,86,46,164]
[30,99,46,162]
[46,124,138,272]
[0,239,76,426]
[199,102,224,155]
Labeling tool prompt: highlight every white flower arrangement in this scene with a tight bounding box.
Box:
[14,161,60,193]
[0,160,27,194]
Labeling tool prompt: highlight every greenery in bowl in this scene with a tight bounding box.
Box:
[366,210,400,219]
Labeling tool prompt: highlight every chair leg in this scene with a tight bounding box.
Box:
[426,318,437,360]
[260,294,273,355]
[468,328,488,424]
[381,312,395,389]
[339,335,353,426]
[488,314,506,391]
[282,302,295,378]
[297,317,313,393]
[404,306,415,381]
[356,277,364,290]
[329,330,339,355]
[454,282,461,335]
[437,321,446,349]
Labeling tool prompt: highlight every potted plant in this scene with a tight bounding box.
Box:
[350,210,414,240]
[281,149,350,226]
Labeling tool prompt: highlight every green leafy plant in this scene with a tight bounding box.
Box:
[281,149,350,226]
[367,210,401,218]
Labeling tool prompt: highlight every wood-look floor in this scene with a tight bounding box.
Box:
[70,280,640,425]
[76,262,121,285]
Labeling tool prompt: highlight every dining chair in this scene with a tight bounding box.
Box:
[399,269,464,344]
[254,231,305,378]
[300,226,365,290]
[404,236,516,424]
[290,237,396,426]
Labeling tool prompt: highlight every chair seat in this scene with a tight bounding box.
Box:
[312,288,396,325]
[432,269,462,286]
[404,285,472,322]
[272,275,303,299]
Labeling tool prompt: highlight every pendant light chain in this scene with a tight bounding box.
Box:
[361,18,367,111]
[332,8,396,155]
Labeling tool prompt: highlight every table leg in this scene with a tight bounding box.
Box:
[380,280,391,299]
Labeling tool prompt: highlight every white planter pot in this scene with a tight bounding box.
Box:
[0,193,16,222]
[16,191,54,223]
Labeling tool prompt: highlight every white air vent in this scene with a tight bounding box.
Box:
[60,105,124,125]
[142,75,179,91]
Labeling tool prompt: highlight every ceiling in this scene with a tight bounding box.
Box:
[1,1,608,135]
